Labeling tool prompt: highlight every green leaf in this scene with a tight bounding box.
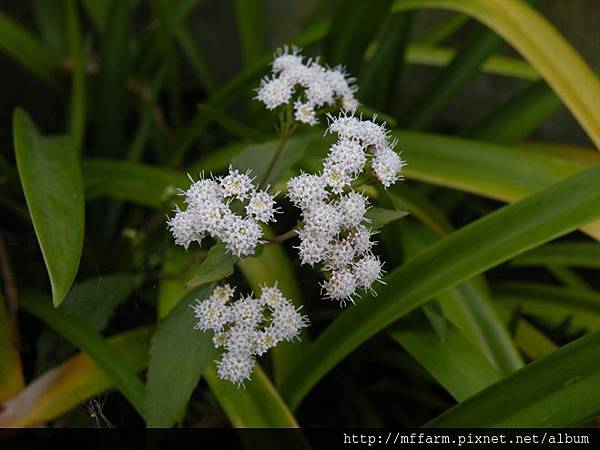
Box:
[94,0,132,154]
[280,163,600,409]
[395,130,600,241]
[427,330,600,427]
[0,326,152,427]
[20,291,146,417]
[204,364,300,428]
[392,0,600,149]
[59,273,134,331]
[326,0,391,73]
[145,285,216,427]
[65,0,86,152]
[233,136,312,187]
[511,242,600,268]
[234,0,267,67]
[418,13,468,45]
[399,220,523,375]
[365,206,409,230]
[389,313,502,401]
[359,12,414,110]
[0,11,60,87]
[14,109,84,306]
[176,27,216,93]
[83,158,186,208]
[405,43,538,80]
[404,24,505,129]
[32,0,67,56]
[81,0,111,31]
[463,78,561,144]
[186,243,238,289]
[492,282,600,331]
[0,291,23,402]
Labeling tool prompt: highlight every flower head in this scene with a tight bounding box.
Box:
[193,284,308,386]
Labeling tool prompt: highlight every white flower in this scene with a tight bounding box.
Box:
[338,192,368,227]
[167,208,203,250]
[272,46,304,73]
[322,161,353,194]
[169,166,276,257]
[303,202,342,238]
[295,233,330,266]
[192,298,230,331]
[294,100,318,125]
[354,254,384,290]
[219,167,254,200]
[260,284,286,307]
[246,190,278,223]
[325,139,366,176]
[255,76,294,110]
[324,240,356,270]
[210,284,236,304]
[286,173,328,210]
[184,177,222,208]
[255,47,358,125]
[347,225,375,254]
[321,268,357,306]
[372,145,405,188]
[193,284,308,386]
[220,215,263,257]
[216,352,255,385]
[230,296,263,328]
[269,302,309,342]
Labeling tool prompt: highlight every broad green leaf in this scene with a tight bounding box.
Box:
[14,109,84,306]
[405,43,538,80]
[399,220,523,375]
[236,236,305,384]
[20,291,146,417]
[0,11,60,87]
[365,206,409,230]
[493,282,600,331]
[0,326,152,427]
[83,159,186,208]
[59,273,134,331]
[326,0,391,73]
[0,292,23,402]
[145,285,216,427]
[204,364,300,428]
[392,0,600,149]
[234,0,267,67]
[511,242,600,268]
[158,247,198,319]
[65,0,86,152]
[280,163,600,409]
[427,330,600,427]
[186,243,238,289]
[389,314,502,401]
[395,130,600,241]
[233,136,313,187]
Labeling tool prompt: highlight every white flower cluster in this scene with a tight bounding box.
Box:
[193,284,309,385]
[168,166,278,257]
[287,114,405,305]
[255,46,358,125]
